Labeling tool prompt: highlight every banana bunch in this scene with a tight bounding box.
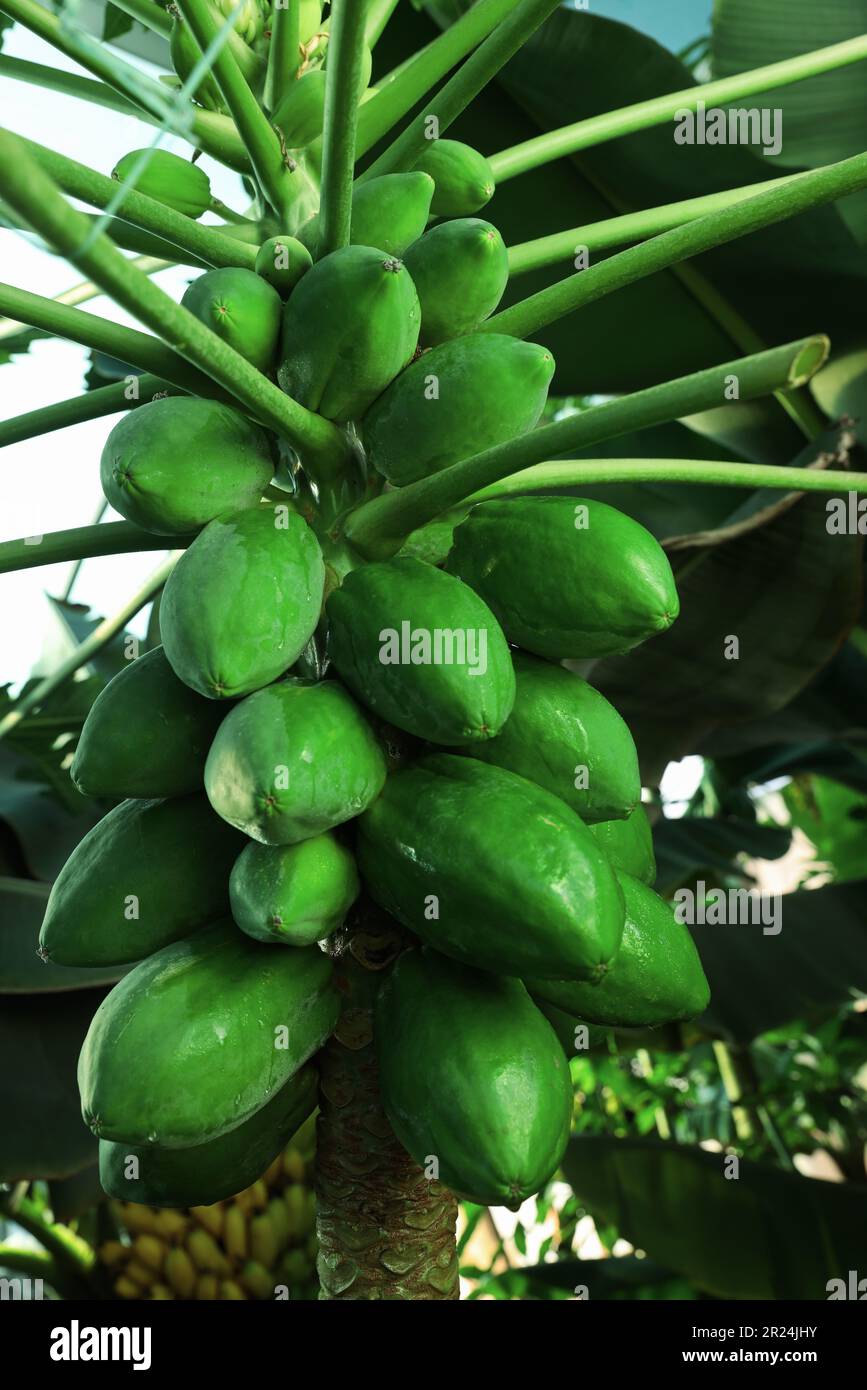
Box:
[99,1119,318,1301]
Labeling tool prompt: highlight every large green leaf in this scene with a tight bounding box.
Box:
[0,746,101,880]
[653,814,792,896]
[0,989,103,1181]
[563,1134,867,1299]
[0,877,125,993]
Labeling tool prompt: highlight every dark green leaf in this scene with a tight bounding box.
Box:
[0,876,126,993]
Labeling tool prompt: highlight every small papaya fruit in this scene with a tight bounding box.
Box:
[181,267,283,373]
[300,0,323,44]
[525,870,710,1028]
[277,245,420,422]
[79,920,338,1147]
[296,172,434,261]
[413,138,495,216]
[588,806,656,885]
[160,506,325,700]
[326,557,515,745]
[448,497,680,659]
[99,396,273,536]
[71,646,225,799]
[170,17,225,111]
[39,795,244,966]
[402,217,508,345]
[112,149,211,219]
[272,47,371,149]
[376,948,572,1209]
[230,833,359,945]
[460,652,639,823]
[357,754,625,979]
[255,235,312,295]
[98,1064,317,1207]
[362,334,554,486]
[205,679,387,844]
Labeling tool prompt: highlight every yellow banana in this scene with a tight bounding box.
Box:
[98,1240,128,1268]
[240,1260,274,1299]
[133,1233,167,1272]
[250,1212,279,1268]
[115,1275,142,1299]
[187,1228,231,1275]
[194,1273,219,1300]
[150,1283,174,1300]
[220,1279,247,1300]
[190,1203,224,1239]
[164,1247,197,1298]
[223,1204,249,1263]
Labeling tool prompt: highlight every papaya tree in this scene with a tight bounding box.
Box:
[1,0,867,1303]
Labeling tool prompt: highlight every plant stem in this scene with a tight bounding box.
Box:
[0,54,144,118]
[0,377,180,449]
[265,0,301,110]
[711,1041,754,1143]
[0,558,177,740]
[318,0,370,257]
[486,151,867,340]
[490,35,867,182]
[0,1245,58,1284]
[0,1194,96,1278]
[365,0,401,46]
[0,257,169,339]
[354,0,517,160]
[344,336,828,557]
[109,0,173,37]
[178,0,295,221]
[357,0,562,184]
[507,171,809,274]
[0,131,350,478]
[0,521,190,577]
[466,457,867,501]
[16,133,257,271]
[0,282,226,400]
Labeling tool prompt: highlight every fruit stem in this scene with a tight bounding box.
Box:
[343,336,831,558]
[357,0,562,184]
[365,0,401,48]
[16,133,258,271]
[489,35,867,182]
[265,0,301,111]
[0,131,352,479]
[0,256,169,339]
[485,151,867,341]
[177,0,295,223]
[0,521,191,577]
[318,0,371,257]
[108,0,173,38]
[0,377,182,450]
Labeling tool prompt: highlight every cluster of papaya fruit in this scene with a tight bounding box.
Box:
[41,26,712,1252]
[101,1117,318,1300]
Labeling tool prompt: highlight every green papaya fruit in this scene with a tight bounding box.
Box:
[79,920,338,1147]
[112,149,211,219]
[297,172,434,261]
[460,652,639,823]
[181,267,282,373]
[412,138,495,216]
[99,396,274,536]
[39,795,244,967]
[362,334,554,486]
[272,47,371,149]
[447,497,680,659]
[525,871,710,1028]
[230,833,359,945]
[213,0,268,47]
[402,217,508,345]
[71,646,225,798]
[326,557,515,745]
[98,1063,317,1206]
[255,235,312,295]
[205,679,387,844]
[376,948,572,1209]
[300,0,322,44]
[357,754,625,979]
[530,996,610,1056]
[170,17,225,111]
[160,506,325,699]
[588,806,656,885]
[277,245,420,422]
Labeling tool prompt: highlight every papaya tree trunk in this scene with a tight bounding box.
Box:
[315,917,460,1300]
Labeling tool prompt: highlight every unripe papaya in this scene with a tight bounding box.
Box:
[170,17,224,111]
[277,245,420,422]
[296,173,434,261]
[39,795,243,967]
[112,149,211,219]
[272,48,371,149]
[326,557,515,745]
[376,948,572,1209]
[300,0,322,44]
[526,871,710,1028]
[205,679,387,844]
[160,507,325,700]
[79,920,338,1147]
[448,497,680,659]
[255,235,312,295]
[460,652,640,823]
[230,833,359,945]
[402,218,508,345]
[71,646,225,799]
[357,754,625,979]
[181,268,282,373]
[98,1064,317,1207]
[99,397,273,536]
[362,334,554,486]
[413,138,495,216]
[588,805,656,884]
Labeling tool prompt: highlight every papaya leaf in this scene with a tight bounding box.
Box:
[562,1134,867,1299]
[0,989,105,1182]
[0,744,102,880]
[783,778,867,887]
[0,877,126,993]
[102,2,135,45]
[690,879,867,1042]
[653,814,792,897]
